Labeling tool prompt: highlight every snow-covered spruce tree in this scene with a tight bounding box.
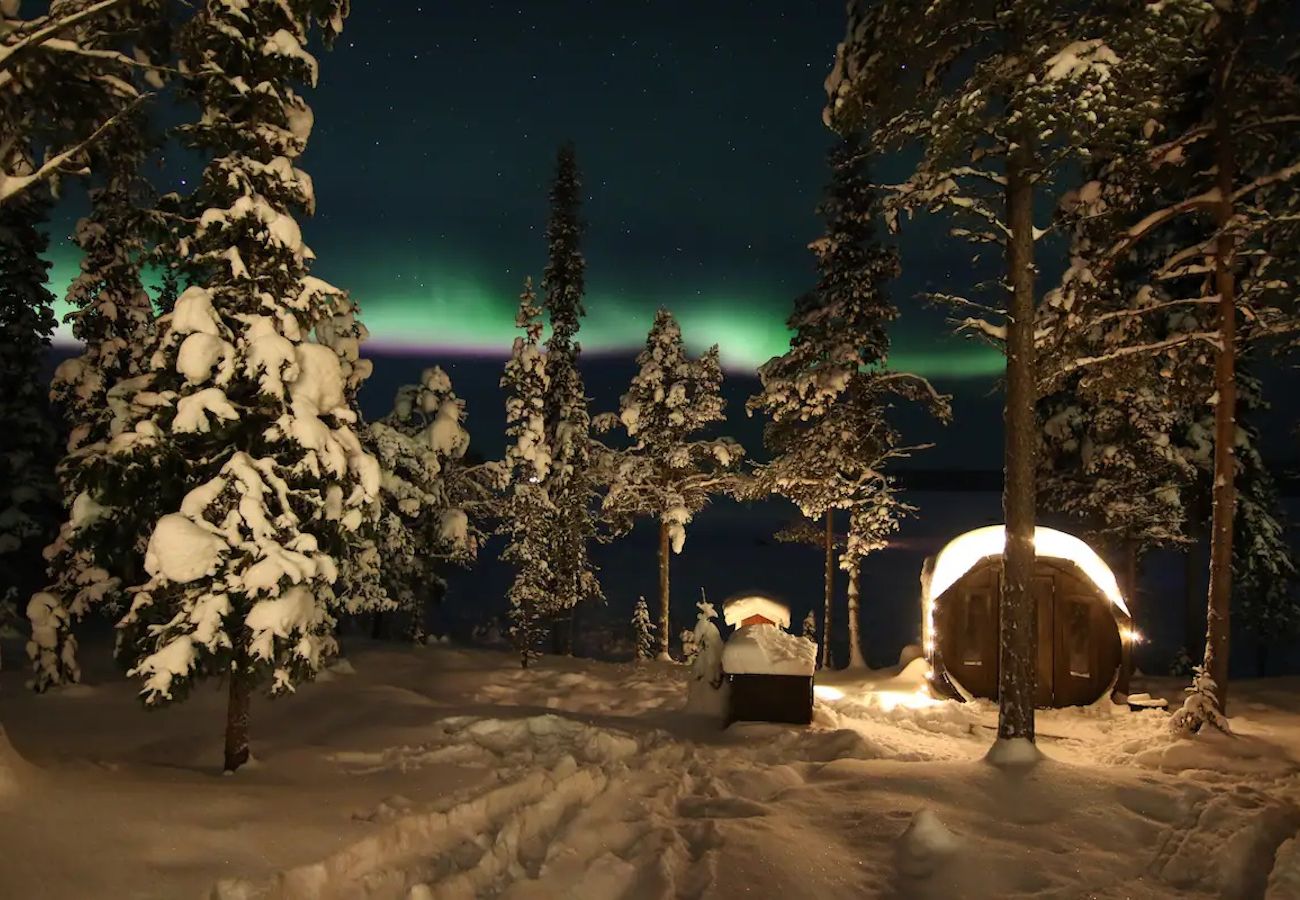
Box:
[802,610,817,644]
[631,596,655,662]
[1036,1,1300,719]
[1232,424,1299,672]
[500,279,555,668]
[1181,368,1299,674]
[748,133,946,671]
[368,367,481,642]
[826,0,1205,737]
[2,0,166,669]
[773,513,838,667]
[27,116,160,691]
[92,0,376,773]
[1037,362,1193,622]
[539,143,602,654]
[0,189,60,661]
[0,0,168,207]
[596,309,742,660]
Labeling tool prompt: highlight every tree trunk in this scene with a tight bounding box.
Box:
[549,614,572,656]
[223,663,251,774]
[822,511,835,668]
[658,518,671,659]
[370,610,384,640]
[1203,36,1239,716]
[998,109,1038,744]
[845,559,866,669]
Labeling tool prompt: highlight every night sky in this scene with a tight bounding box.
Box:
[47,1,1001,392]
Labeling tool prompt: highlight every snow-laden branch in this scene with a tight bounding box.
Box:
[926,292,1007,317]
[0,93,147,205]
[1107,162,1300,264]
[1084,295,1221,327]
[1106,189,1222,261]
[956,316,1007,342]
[1149,117,1300,167]
[0,0,128,76]
[1050,330,1221,378]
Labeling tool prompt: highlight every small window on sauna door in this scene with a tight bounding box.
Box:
[962,591,991,665]
[1065,597,1091,678]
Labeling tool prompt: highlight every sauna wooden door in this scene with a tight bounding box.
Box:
[939,565,999,699]
[1052,583,1123,707]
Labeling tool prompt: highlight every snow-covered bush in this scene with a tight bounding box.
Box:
[1169,666,1231,736]
[684,601,727,717]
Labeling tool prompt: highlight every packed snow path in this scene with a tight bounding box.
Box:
[3,643,1300,898]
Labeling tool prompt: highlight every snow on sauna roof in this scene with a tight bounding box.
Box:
[723,594,791,629]
[722,624,817,676]
[926,525,1130,617]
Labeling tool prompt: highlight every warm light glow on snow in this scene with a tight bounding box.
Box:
[812,684,939,712]
[874,689,942,712]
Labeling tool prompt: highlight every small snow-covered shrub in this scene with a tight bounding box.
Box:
[1169,666,1231,736]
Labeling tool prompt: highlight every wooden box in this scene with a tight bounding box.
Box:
[725,673,814,726]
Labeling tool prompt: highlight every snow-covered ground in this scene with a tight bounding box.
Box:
[3,642,1300,899]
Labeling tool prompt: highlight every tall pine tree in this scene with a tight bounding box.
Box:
[827,0,1204,742]
[749,134,946,671]
[598,309,743,660]
[87,0,376,772]
[539,143,602,653]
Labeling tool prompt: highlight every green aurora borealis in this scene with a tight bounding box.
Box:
[43,246,1005,378]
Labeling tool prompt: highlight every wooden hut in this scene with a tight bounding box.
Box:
[921,525,1135,708]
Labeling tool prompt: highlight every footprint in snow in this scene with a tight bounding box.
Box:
[677,795,770,819]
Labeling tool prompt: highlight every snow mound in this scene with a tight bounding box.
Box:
[722,624,816,676]
[897,643,923,668]
[895,809,961,878]
[0,726,33,796]
[723,594,791,629]
[985,737,1044,768]
[1268,836,1300,899]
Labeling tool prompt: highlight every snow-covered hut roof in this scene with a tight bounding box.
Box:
[925,525,1129,617]
[722,594,791,629]
[722,624,816,676]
